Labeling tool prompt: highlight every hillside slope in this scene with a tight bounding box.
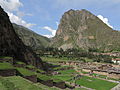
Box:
[51,9,120,51]
[13,23,50,51]
[0,6,43,68]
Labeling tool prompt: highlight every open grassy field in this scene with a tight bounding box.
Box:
[76,76,118,90]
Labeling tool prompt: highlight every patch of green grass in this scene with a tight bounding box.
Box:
[16,67,35,76]
[52,75,73,81]
[0,56,12,59]
[16,61,25,65]
[26,65,35,69]
[0,63,14,70]
[37,73,51,81]
[5,76,42,90]
[81,71,89,74]
[41,57,69,62]
[76,76,118,90]
[36,69,45,73]
[53,65,71,70]
[59,69,77,74]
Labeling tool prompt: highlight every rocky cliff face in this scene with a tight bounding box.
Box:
[13,23,50,51]
[51,9,120,51]
[0,6,43,68]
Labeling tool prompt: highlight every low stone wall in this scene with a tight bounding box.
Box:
[0,57,13,64]
[37,79,53,87]
[23,75,37,83]
[0,69,16,76]
[93,71,109,76]
[82,69,91,72]
[108,74,120,79]
[53,82,66,89]
[14,64,25,68]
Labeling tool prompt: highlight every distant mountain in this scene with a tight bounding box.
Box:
[13,23,50,51]
[0,6,43,68]
[50,9,120,52]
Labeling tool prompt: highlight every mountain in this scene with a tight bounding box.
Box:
[13,23,50,51]
[50,9,120,51]
[0,6,43,68]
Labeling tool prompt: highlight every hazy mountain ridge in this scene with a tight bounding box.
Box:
[13,23,50,51]
[50,9,120,51]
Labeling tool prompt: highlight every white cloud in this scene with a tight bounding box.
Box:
[43,35,54,38]
[97,15,113,28]
[42,26,56,38]
[0,0,23,12]
[56,21,59,26]
[0,0,35,28]
[8,12,35,28]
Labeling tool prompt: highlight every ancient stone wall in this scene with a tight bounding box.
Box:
[0,69,16,76]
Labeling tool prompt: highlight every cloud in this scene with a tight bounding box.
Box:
[0,0,35,28]
[43,35,54,38]
[0,0,23,12]
[8,12,36,28]
[56,22,59,26]
[97,15,113,28]
[42,26,56,38]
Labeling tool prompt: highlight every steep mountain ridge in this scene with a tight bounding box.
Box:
[51,9,120,51]
[0,6,43,68]
[13,23,50,51]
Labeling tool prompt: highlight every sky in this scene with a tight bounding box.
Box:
[0,0,120,38]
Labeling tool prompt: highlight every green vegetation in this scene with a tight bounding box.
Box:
[52,75,73,81]
[0,63,14,70]
[26,65,35,69]
[76,76,118,90]
[0,56,12,59]
[13,23,50,51]
[37,73,51,81]
[16,61,25,65]
[5,76,42,90]
[16,68,35,76]
[59,69,77,74]
[41,56,69,62]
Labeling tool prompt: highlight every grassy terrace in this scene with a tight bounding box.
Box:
[52,69,78,82]
[0,56,12,59]
[41,56,69,62]
[58,69,77,74]
[0,63,14,70]
[37,73,51,81]
[2,76,42,90]
[16,68,36,76]
[76,76,118,90]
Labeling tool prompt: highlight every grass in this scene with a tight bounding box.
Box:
[37,73,51,81]
[76,76,118,90]
[59,69,77,74]
[53,65,71,70]
[41,56,69,62]
[26,65,35,69]
[5,76,42,90]
[16,67,35,76]
[52,75,73,81]
[16,61,25,65]
[0,63,14,70]
[0,56,12,59]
